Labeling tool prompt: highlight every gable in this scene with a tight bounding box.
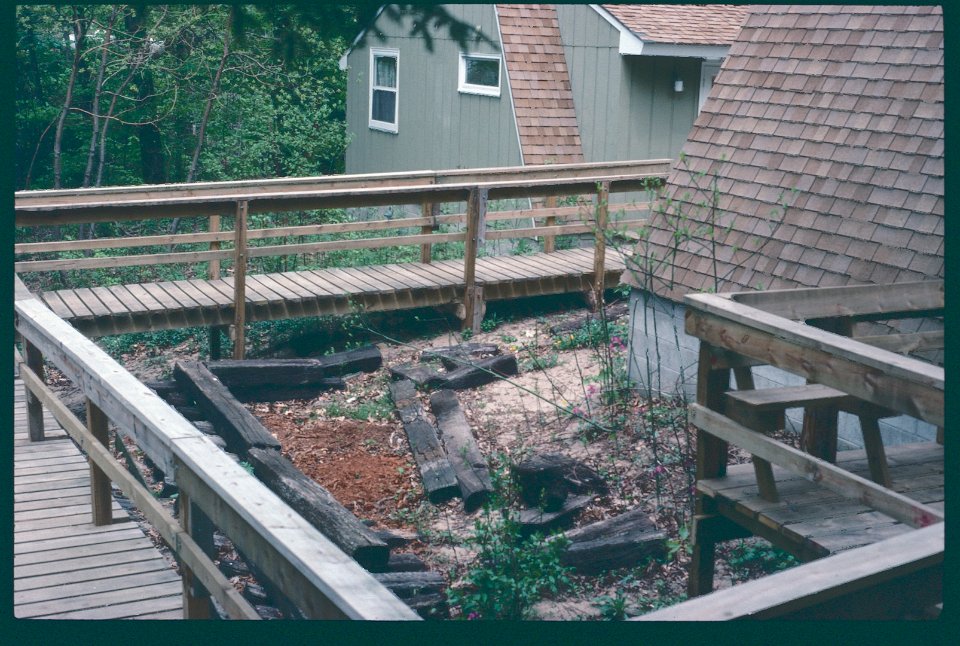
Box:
[625,5,943,301]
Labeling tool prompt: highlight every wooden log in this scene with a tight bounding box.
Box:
[173,361,281,456]
[428,390,493,513]
[372,571,445,598]
[388,363,445,389]
[438,354,518,390]
[208,346,382,386]
[549,301,630,335]
[421,343,502,370]
[556,508,668,574]
[370,527,417,550]
[246,448,389,571]
[226,379,346,403]
[388,380,459,504]
[512,453,607,512]
[518,494,592,536]
[383,553,429,573]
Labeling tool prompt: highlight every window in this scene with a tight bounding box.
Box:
[369,48,399,132]
[698,60,721,113]
[458,53,501,97]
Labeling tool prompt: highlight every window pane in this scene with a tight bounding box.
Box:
[465,58,499,87]
[372,89,396,123]
[375,56,397,88]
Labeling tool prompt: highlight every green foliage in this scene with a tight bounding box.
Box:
[325,391,393,421]
[479,312,503,332]
[552,318,628,352]
[448,463,573,620]
[726,539,797,580]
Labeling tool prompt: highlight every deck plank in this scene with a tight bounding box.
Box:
[13,377,182,620]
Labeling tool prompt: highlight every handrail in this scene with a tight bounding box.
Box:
[15,160,667,348]
[14,277,419,620]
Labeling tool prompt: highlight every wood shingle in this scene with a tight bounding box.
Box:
[624,5,943,300]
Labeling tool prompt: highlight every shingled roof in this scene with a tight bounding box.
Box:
[624,5,944,301]
[496,4,585,165]
[603,4,748,45]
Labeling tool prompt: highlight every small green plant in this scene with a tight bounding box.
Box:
[325,391,393,421]
[595,591,630,620]
[448,463,573,620]
[726,539,797,581]
[664,523,691,562]
[460,327,474,341]
[480,313,503,332]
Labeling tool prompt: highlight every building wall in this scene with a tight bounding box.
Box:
[627,288,938,450]
[555,5,702,163]
[344,5,522,174]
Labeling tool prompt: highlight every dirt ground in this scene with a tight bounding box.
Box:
[67,298,794,620]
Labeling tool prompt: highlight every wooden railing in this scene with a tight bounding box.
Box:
[679,281,944,617]
[14,276,419,620]
[16,159,669,353]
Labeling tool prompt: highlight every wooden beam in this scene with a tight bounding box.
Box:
[462,187,487,331]
[233,200,248,360]
[728,281,944,321]
[14,294,419,620]
[543,195,558,253]
[180,490,213,619]
[208,215,222,280]
[683,297,943,427]
[420,201,437,263]
[23,339,45,442]
[86,398,112,526]
[689,404,943,528]
[854,330,944,354]
[636,523,943,620]
[17,363,260,619]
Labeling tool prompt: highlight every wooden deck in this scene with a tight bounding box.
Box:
[13,378,183,619]
[699,442,944,562]
[36,247,626,337]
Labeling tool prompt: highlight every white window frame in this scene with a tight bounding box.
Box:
[369,47,399,133]
[458,52,501,97]
[699,60,722,113]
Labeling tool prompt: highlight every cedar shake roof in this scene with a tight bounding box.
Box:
[624,5,944,301]
[496,4,585,165]
[603,4,748,45]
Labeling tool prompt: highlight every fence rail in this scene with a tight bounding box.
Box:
[14,276,420,620]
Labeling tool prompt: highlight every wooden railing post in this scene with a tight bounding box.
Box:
[800,317,852,463]
[23,339,45,442]
[543,195,558,254]
[86,398,113,526]
[208,214,225,360]
[232,201,249,360]
[180,490,217,619]
[462,187,487,331]
[688,341,732,598]
[420,201,438,263]
[592,181,610,310]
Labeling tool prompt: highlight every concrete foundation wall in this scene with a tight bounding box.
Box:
[626,289,937,449]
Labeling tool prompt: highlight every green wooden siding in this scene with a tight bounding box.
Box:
[556,5,701,163]
[344,5,522,174]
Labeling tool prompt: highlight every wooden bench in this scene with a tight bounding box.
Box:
[725,384,897,500]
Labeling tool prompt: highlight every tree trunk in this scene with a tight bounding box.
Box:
[53,8,88,189]
[170,7,232,235]
[82,7,117,190]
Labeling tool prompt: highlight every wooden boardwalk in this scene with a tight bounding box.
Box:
[36,247,627,337]
[13,378,183,619]
[698,442,944,562]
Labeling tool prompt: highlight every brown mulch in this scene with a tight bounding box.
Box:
[254,410,421,526]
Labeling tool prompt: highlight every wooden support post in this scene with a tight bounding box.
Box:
[209,215,222,280]
[23,339,45,442]
[180,491,214,619]
[208,214,224,361]
[732,366,779,503]
[689,341,732,598]
[232,201,249,360]
[420,201,438,263]
[86,399,112,526]
[543,195,558,254]
[800,317,851,463]
[592,181,610,310]
[462,187,487,331]
[859,415,891,487]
